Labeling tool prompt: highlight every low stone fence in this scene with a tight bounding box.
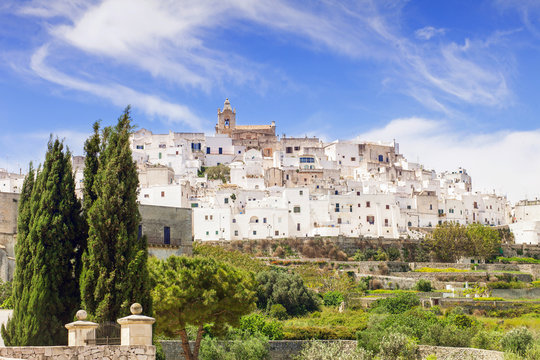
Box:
[0,345,155,360]
[160,340,503,360]
[418,345,503,360]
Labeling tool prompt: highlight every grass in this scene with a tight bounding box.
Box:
[477,315,540,331]
[368,289,418,294]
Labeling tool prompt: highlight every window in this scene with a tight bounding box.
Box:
[286,147,293,154]
[224,198,229,204]
[366,201,371,208]
[337,218,342,224]
[367,216,375,225]
[335,190,338,195]
[234,230,238,236]
[286,174,289,180]
[164,226,170,245]
[351,157,356,161]
[300,157,315,163]
[253,231,257,235]
[335,203,340,212]
[206,231,209,235]
[384,219,389,226]
[191,203,198,208]
[219,147,223,154]
[275,230,279,236]
[263,218,267,223]
[378,155,384,162]
[136,145,144,149]
[293,206,301,213]
[297,223,301,231]
[386,205,390,210]
[158,152,162,159]
[191,142,201,151]
[205,215,208,220]
[473,202,478,209]
[294,146,300,151]
[299,190,303,195]
[357,191,360,196]
[429,204,433,210]
[358,204,361,207]
[232,218,236,223]
[161,191,165,197]
[449,208,454,213]
[215,231,218,235]
[407,221,412,227]
[407,205,411,210]
[144,194,149,198]
[225,119,230,127]
[206,147,210,154]
[159,143,166,149]
[210,215,213,220]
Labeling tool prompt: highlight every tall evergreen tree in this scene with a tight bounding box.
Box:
[2,164,35,345]
[83,121,101,210]
[81,107,151,322]
[2,139,83,345]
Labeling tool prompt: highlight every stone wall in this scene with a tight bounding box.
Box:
[139,205,192,255]
[0,345,155,360]
[159,340,503,360]
[418,345,504,360]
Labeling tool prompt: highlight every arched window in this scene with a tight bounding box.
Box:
[407,221,412,227]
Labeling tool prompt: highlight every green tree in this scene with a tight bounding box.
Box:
[427,222,471,262]
[83,120,101,210]
[256,270,320,316]
[466,223,501,261]
[205,164,230,183]
[80,107,151,322]
[3,139,84,345]
[150,256,257,360]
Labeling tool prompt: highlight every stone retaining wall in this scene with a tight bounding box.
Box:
[0,345,155,360]
[159,340,504,360]
[418,345,504,360]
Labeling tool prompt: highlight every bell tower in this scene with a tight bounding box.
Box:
[216,98,236,136]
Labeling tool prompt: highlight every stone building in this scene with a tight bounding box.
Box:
[0,192,18,281]
[138,204,192,259]
[216,99,277,157]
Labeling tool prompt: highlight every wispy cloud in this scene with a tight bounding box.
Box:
[11,0,517,120]
[357,117,540,202]
[415,26,446,40]
[30,45,203,130]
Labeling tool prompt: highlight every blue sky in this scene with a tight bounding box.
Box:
[0,0,539,202]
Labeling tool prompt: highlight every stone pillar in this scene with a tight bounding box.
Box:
[117,303,156,346]
[65,310,98,346]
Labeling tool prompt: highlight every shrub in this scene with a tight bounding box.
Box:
[488,281,526,289]
[371,293,420,314]
[471,330,502,351]
[414,267,468,272]
[473,297,505,301]
[199,332,269,360]
[414,279,433,292]
[497,257,540,264]
[501,327,533,356]
[323,291,344,307]
[256,270,321,316]
[448,314,475,329]
[294,340,372,360]
[386,247,401,261]
[379,333,418,360]
[239,313,284,340]
[429,306,442,316]
[425,355,437,360]
[269,304,288,320]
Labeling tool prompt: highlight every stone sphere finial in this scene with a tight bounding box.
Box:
[130,303,143,315]
[76,310,87,321]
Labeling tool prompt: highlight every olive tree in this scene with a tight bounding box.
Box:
[149,256,256,360]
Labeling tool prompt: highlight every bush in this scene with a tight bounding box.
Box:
[471,330,502,351]
[239,313,284,340]
[294,340,372,360]
[497,257,540,264]
[379,332,418,360]
[488,281,526,289]
[256,270,320,316]
[323,291,344,307]
[199,332,269,360]
[269,304,288,320]
[501,327,533,356]
[371,293,420,314]
[414,279,432,292]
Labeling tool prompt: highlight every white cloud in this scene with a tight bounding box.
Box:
[356,117,540,203]
[30,45,204,130]
[415,26,446,40]
[14,1,515,118]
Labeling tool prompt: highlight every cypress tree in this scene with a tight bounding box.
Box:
[83,121,100,210]
[81,107,151,322]
[2,139,83,345]
[2,164,35,345]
